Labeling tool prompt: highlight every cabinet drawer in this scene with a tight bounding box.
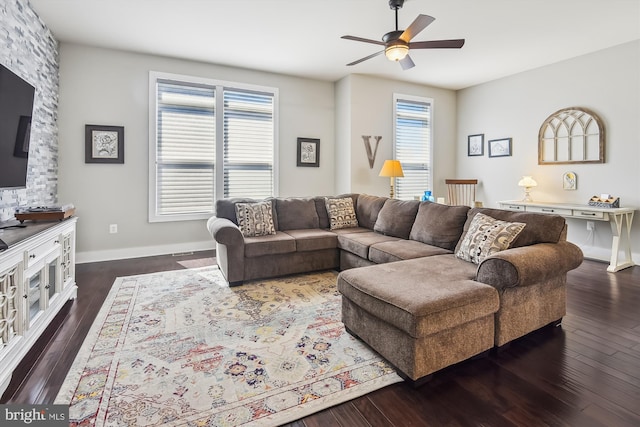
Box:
[25,237,60,268]
[527,206,573,216]
[572,210,605,220]
[501,204,525,211]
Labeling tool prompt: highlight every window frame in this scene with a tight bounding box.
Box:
[148,71,279,222]
[392,93,434,201]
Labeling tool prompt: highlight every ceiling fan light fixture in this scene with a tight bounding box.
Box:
[385,43,409,61]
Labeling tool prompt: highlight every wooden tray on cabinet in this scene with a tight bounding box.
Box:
[15,208,76,223]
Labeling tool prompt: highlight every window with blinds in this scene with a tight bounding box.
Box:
[149,72,277,222]
[393,94,433,201]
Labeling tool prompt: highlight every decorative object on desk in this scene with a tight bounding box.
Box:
[421,190,435,202]
[538,107,605,165]
[379,159,404,199]
[296,137,320,167]
[562,171,577,190]
[362,135,381,168]
[467,134,484,156]
[488,138,512,157]
[588,195,620,208]
[85,124,124,164]
[518,176,538,202]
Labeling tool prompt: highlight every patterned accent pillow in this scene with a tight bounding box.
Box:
[325,197,359,230]
[235,201,276,237]
[455,213,526,264]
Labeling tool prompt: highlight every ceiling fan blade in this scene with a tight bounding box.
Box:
[399,54,415,70]
[346,50,384,66]
[341,35,385,46]
[410,39,466,49]
[399,14,435,42]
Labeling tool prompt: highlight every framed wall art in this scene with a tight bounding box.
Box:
[297,137,320,167]
[488,138,512,158]
[563,171,577,190]
[85,124,124,164]
[467,134,484,156]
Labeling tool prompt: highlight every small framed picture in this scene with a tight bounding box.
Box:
[85,124,124,164]
[297,137,320,167]
[488,138,512,158]
[467,134,484,156]
[563,171,577,190]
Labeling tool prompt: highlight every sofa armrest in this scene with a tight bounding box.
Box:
[207,217,244,246]
[476,241,584,290]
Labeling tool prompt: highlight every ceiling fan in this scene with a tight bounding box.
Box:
[341,0,465,70]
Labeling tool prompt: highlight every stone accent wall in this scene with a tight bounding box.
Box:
[0,0,59,221]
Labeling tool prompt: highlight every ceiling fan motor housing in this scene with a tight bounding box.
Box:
[389,0,405,10]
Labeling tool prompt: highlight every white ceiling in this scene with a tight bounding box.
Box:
[29,0,640,90]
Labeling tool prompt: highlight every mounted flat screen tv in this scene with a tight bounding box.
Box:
[0,63,35,189]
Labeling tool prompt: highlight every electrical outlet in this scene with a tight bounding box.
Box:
[109,224,118,234]
[586,221,595,231]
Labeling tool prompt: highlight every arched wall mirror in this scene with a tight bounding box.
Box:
[538,107,605,164]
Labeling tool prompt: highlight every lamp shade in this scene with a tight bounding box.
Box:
[518,176,537,187]
[379,160,404,178]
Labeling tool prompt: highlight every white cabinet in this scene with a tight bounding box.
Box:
[0,218,77,397]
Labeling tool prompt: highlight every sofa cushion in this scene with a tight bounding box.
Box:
[216,197,258,224]
[373,199,420,239]
[337,231,400,259]
[368,240,452,264]
[356,194,387,229]
[337,257,498,338]
[282,229,338,252]
[325,197,359,230]
[330,226,370,235]
[244,231,296,257]
[455,213,526,264]
[275,198,320,230]
[235,201,277,237]
[314,197,331,229]
[409,202,470,250]
[458,207,566,250]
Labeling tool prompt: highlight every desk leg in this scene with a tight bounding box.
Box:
[608,211,635,272]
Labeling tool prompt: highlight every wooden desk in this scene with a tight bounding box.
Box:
[499,200,636,272]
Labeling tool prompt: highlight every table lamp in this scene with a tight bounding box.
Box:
[379,160,404,199]
[518,176,537,202]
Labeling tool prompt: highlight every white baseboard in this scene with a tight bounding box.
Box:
[76,240,215,264]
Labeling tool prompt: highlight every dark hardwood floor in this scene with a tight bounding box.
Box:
[2,253,639,426]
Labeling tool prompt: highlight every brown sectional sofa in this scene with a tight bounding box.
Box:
[207,193,584,383]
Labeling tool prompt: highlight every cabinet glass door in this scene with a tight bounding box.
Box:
[28,269,43,323]
[47,262,57,300]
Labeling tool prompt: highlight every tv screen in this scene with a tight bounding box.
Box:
[0,63,35,189]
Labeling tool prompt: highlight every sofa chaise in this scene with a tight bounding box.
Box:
[207,193,583,383]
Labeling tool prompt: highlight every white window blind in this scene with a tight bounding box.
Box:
[223,90,274,198]
[150,72,277,222]
[156,81,216,216]
[393,95,433,201]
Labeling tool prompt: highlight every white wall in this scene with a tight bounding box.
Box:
[457,41,640,262]
[57,43,336,262]
[335,74,457,199]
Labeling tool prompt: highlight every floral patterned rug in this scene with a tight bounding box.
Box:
[55,267,401,426]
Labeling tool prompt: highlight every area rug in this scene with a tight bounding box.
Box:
[55,267,401,426]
